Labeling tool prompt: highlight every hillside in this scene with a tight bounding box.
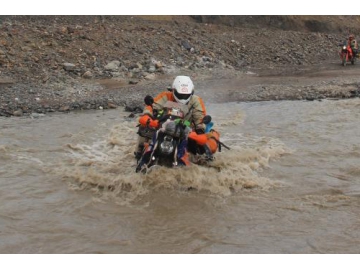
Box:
[190,15,360,33]
[0,15,359,116]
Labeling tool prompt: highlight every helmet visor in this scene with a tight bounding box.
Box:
[174,91,192,101]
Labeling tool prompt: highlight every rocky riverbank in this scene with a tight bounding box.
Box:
[0,15,359,117]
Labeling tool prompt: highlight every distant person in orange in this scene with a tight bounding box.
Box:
[348,34,358,57]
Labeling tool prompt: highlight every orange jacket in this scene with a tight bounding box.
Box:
[138,91,207,130]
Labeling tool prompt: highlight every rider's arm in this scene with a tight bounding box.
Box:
[138,91,171,128]
[190,96,207,133]
[138,104,160,128]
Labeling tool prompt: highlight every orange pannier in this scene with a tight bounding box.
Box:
[188,129,221,154]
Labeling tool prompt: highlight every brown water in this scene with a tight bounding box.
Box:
[1,98,360,254]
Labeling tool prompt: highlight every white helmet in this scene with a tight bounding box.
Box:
[172,76,194,104]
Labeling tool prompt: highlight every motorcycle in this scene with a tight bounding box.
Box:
[339,42,356,66]
[135,95,219,173]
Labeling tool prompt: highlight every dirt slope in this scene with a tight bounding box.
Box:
[0,15,359,116]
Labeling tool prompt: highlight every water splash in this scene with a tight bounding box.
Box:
[55,115,290,203]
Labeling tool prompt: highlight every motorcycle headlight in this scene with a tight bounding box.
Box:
[343,46,347,50]
[159,141,174,154]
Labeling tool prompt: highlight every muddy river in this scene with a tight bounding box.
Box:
[1,97,360,253]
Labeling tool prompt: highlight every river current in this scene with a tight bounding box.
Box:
[1,98,360,253]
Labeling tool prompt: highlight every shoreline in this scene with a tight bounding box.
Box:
[1,62,360,117]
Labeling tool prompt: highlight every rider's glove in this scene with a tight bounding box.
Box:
[195,128,205,134]
[139,115,159,128]
[148,119,159,128]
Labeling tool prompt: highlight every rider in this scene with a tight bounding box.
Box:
[348,34,358,58]
[135,75,215,165]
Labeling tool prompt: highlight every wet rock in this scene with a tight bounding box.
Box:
[181,40,193,51]
[125,105,143,113]
[13,109,23,116]
[63,63,76,71]
[107,102,117,109]
[104,60,120,71]
[110,72,122,77]
[30,112,45,118]
[129,80,139,85]
[59,105,70,112]
[82,71,93,79]
[155,61,163,69]
[148,66,156,73]
[144,73,156,80]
